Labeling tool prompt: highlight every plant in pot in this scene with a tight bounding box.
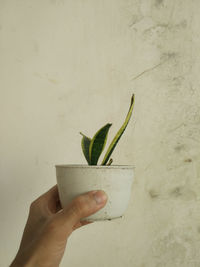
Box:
[56,94,135,221]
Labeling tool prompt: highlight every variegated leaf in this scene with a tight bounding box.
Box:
[89,123,112,165]
[80,132,91,165]
[101,94,135,165]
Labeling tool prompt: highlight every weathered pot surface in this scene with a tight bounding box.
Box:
[56,164,134,221]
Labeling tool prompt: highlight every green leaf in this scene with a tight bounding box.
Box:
[89,123,112,165]
[80,132,91,165]
[101,94,135,165]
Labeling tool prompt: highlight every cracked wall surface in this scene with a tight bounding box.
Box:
[0,0,200,266]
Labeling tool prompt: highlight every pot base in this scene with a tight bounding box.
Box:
[81,215,124,222]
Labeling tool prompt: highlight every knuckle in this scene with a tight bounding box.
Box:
[29,198,41,211]
[30,200,38,210]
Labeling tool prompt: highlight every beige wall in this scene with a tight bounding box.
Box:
[1,0,200,266]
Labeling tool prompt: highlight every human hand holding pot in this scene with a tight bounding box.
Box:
[10,185,107,267]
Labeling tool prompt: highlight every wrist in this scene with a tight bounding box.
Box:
[10,254,36,267]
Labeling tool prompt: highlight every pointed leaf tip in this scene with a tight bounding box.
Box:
[131,94,134,104]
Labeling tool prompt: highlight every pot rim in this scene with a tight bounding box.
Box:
[55,164,135,169]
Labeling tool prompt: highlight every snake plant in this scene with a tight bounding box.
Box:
[80,94,135,165]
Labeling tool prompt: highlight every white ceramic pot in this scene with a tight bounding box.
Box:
[56,164,134,221]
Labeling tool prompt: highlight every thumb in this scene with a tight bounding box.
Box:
[55,190,107,234]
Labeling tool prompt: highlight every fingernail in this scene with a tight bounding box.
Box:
[93,190,107,205]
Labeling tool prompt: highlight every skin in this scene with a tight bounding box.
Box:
[10,185,108,267]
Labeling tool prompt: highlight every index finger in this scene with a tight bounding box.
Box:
[37,185,62,214]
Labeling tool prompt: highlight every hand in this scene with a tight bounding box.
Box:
[10,185,107,267]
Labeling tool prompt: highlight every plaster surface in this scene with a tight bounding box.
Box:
[0,1,200,266]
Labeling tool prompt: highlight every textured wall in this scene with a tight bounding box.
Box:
[1,0,200,266]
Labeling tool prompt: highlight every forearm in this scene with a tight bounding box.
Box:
[10,258,34,267]
[10,251,36,267]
